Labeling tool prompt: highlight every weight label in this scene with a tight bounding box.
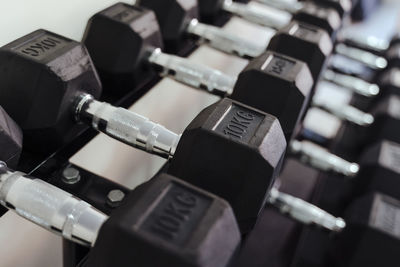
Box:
[140,182,211,246]
[370,195,400,239]
[262,54,296,78]
[379,141,400,175]
[14,34,69,60]
[290,24,318,40]
[214,104,265,143]
[103,4,142,23]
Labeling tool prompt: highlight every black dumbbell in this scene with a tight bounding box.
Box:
[196,0,387,70]
[0,29,287,233]
[82,173,242,267]
[258,0,352,19]
[375,67,400,100]
[141,0,335,72]
[0,107,241,267]
[242,0,389,71]
[83,3,243,94]
[175,0,291,30]
[0,30,350,234]
[363,94,400,146]
[0,158,240,267]
[264,0,343,38]
[292,191,400,267]
[352,140,400,200]
[233,52,400,188]
[383,41,400,71]
[290,93,400,180]
[0,113,345,267]
[330,93,400,154]
[0,108,241,267]
[195,0,340,37]
[84,7,375,180]
[83,5,372,141]
[332,192,400,267]
[99,2,265,59]
[336,38,400,107]
[310,138,400,215]
[139,0,383,101]
[83,8,369,178]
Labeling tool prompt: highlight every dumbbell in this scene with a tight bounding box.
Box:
[303,138,400,213]
[258,0,352,19]
[259,0,389,72]
[194,0,338,35]
[81,7,368,177]
[82,3,237,94]
[83,3,372,137]
[291,91,400,174]
[292,192,400,267]
[0,107,240,267]
[0,107,347,267]
[82,8,373,188]
[0,148,239,267]
[0,30,348,234]
[333,32,400,87]
[232,48,400,186]
[332,192,400,267]
[195,0,389,71]
[139,0,382,100]
[95,2,265,60]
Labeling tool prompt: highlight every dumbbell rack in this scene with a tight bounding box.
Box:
[1,1,400,266]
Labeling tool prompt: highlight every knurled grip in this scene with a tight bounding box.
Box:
[257,0,303,14]
[290,140,360,177]
[0,163,107,246]
[222,0,290,29]
[335,43,388,70]
[76,95,181,159]
[312,97,375,126]
[268,187,346,232]
[323,69,380,97]
[148,48,236,96]
[187,19,267,59]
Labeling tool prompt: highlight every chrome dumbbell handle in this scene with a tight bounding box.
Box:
[75,94,181,159]
[0,162,107,246]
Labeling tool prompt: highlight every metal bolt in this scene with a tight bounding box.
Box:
[107,189,125,207]
[62,166,81,184]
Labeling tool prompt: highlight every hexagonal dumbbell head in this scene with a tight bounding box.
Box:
[0,30,102,153]
[168,98,287,233]
[197,0,224,23]
[232,51,313,141]
[376,68,400,99]
[83,3,162,93]
[310,0,352,18]
[368,94,400,145]
[0,107,23,168]
[335,193,400,267]
[386,43,400,70]
[390,33,400,47]
[139,0,198,53]
[356,140,400,200]
[293,2,342,38]
[267,21,333,80]
[85,173,241,267]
